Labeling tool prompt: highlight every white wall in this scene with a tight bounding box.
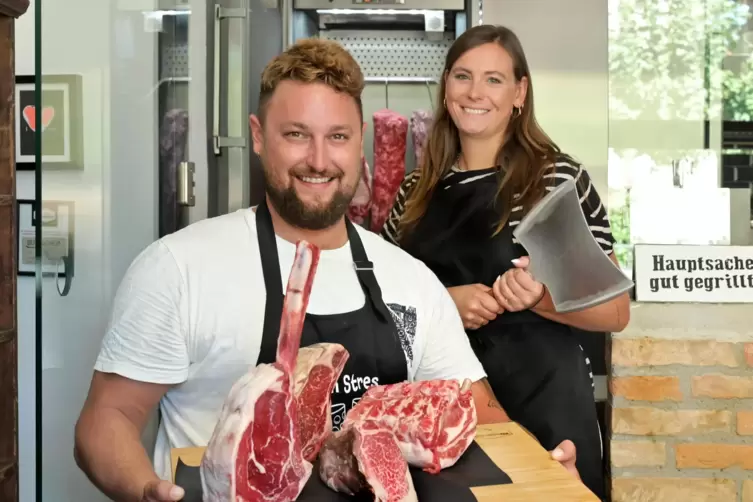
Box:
[483,0,609,199]
[15,1,163,500]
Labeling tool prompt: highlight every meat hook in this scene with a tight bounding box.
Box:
[425,80,434,109]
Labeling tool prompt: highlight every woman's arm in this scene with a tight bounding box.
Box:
[531,253,631,332]
[380,170,421,245]
[498,160,631,333]
[534,163,630,332]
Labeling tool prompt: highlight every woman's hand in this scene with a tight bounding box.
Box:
[492,256,545,312]
[447,284,504,330]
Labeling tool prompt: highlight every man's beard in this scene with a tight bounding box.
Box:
[263,166,357,231]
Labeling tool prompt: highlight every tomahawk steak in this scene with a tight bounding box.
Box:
[345,378,477,473]
[294,343,350,462]
[319,421,418,502]
[200,241,320,502]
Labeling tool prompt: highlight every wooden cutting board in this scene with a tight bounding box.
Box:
[170,422,599,501]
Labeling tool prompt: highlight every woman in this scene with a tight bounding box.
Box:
[381,25,630,500]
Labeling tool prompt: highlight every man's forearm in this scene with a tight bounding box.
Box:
[74,406,159,502]
[471,378,510,424]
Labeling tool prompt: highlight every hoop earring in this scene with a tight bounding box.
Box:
[512,106,522,119]
[443,97,447,108]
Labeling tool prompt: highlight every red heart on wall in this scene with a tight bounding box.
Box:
[22,105,55,132]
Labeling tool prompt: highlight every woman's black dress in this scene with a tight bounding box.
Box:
[394,167,606,500]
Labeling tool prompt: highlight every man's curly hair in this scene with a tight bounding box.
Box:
[258,38,365,122]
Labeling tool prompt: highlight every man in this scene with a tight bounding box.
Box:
[74,38,578,502]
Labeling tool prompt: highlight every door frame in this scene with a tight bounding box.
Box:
[0,2,31,501]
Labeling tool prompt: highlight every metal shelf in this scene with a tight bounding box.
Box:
[322,30,453,80]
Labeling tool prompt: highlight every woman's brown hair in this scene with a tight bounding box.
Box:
[399,25,561,239]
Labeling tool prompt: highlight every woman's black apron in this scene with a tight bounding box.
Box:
[399,169,606,500]
[255,200,407,430]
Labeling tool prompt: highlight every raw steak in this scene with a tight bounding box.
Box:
[370,110,409,233]
[319,421,418,502]
[409,110,432,168]
[345,378,477,473]
[347,156,372,226]
[294,343,350,462]
[200,241,320,502]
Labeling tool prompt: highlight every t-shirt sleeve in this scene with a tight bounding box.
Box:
[94,240,190,384]
[410,262,487,383]
[550,161,615,255]
[380,170,421,245]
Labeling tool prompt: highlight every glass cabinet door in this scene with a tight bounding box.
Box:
[28,1,208,500]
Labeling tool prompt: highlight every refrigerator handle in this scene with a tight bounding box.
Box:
[212,3,247,156]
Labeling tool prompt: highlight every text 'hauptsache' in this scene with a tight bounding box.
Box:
[633,245,753,302]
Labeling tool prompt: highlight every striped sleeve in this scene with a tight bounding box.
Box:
[544,159,615,255]
[380,169,421,245]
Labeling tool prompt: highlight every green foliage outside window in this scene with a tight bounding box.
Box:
[607,0,752,270]
[608,197,632,268]
[609,0,753,122]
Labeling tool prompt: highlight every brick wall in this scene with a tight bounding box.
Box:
[608,304,753,502]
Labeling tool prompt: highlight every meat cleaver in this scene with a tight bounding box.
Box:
[512,179,634,313]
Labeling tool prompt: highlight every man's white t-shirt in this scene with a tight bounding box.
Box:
[94,208,487,481]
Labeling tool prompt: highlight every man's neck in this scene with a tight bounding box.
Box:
[263,197,349,250]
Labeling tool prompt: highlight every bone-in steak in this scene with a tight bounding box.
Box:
[294,343,350,462]
[319,379,477,500]
[319,421,418,502]
[200,241,320,502]
[344,379,477,473]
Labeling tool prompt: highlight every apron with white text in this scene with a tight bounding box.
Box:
[255,200,408,430]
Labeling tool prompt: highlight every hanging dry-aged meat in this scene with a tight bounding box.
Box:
[370,109,409,233]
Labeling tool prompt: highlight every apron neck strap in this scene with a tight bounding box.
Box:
[256,200,392,323]
[256,200,285,365]
[345,219,392,323]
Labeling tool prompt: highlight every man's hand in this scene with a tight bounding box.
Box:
[142,480,185,502]
[550,440,580,480]
[74,372,175,502]
[517,425,579,480]
[447,284,504,330]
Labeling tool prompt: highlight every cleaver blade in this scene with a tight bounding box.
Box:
[512,179,634,314]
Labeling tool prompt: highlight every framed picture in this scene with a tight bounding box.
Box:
[16,199,75,278]
[15,74,84,170]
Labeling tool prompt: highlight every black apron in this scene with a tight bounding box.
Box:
[255,201,408,430]
[400,169,606,500]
